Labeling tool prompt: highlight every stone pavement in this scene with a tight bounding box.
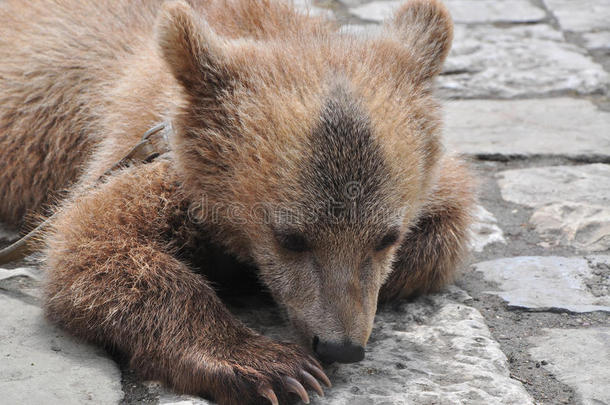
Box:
[1,0,609,404]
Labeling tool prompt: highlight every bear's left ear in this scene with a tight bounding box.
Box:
[156,1,229,95]
[388,0,453,84]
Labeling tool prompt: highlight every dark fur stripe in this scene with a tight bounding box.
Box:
[300,82,390,230]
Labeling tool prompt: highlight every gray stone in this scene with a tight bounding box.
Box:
[444,98,610,159]
[529,328,610,405]
[440,24,609,98]
[469,205,506,252]
[498,164,610,207]
[543,0,610,33]
[152,380,213,405]
[0,222,19,243]
[349,0,546,24]
[447,0,546,24]
[472,256,610,312]
[531,203,610,252]
[345,4,609,98]
[0,266,43,300]
[0,295,123,404]
[543,0,610,53]
[582,31,610,51]
[157,288,532,404]
[312,288,532,404]
[293,0,335,18]
[348,1,399,22]
[498,165,610,251]
[161,401,211,405]
[157,390,212,405]
[340,0,372,7]
[0,267,40,282]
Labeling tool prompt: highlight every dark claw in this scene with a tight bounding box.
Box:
[301,370,324,397]
[258,386,279,405]
[305,360,331,388]
[284,376,310,404]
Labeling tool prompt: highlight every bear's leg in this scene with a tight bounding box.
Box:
[379,156,476,303]
[44,163,328,405]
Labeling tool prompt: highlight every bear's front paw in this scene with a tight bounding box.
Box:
[217,336,331,405]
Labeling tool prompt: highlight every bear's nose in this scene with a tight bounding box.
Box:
[313,337,365,364]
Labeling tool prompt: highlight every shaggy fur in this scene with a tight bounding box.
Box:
[0,0,475,403]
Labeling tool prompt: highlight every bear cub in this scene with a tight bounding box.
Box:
[0,0,474,404]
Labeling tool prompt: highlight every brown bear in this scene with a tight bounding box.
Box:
[0,0,475,404]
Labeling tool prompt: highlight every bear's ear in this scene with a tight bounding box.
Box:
[388,0,453,83]
[156,1,228,94]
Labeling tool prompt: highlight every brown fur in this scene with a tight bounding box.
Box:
[379,156,476,302]
[0,0,475,403]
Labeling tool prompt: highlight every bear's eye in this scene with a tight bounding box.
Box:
[275,231,310,253]
[375,229,400,252]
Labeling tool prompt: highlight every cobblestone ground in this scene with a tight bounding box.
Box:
[1,1,609,404]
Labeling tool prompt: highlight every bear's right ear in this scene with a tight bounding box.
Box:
[156,1,228,95]
[388,0,453,84]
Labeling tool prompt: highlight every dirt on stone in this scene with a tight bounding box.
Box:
[458,159,610,405]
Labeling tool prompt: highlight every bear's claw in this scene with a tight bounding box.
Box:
[284,376,310,403]
[301,370,324,397]
[258,360,331,405]
[258,386,279,405]
[306,358,332,388]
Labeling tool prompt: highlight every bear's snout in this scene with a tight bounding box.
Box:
[313,336,365,364]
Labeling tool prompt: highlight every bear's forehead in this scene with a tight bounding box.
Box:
[296,83,395,231]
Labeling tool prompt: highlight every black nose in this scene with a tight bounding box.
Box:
[313,337,365,364]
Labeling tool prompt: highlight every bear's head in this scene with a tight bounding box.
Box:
[157,0,453,363]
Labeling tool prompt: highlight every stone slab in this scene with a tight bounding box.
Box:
[444,98,610,159]
[348,1,399,22]
[340,0,372,7]
[531,203,610,252]
[440,24,609,98]
[0,267,40,282]
[582,31,610,51]
[0,266,43,301]
[498,165,610,251]
[543,0,610,33]
[0,222,19,243]
[293,0,335,18]
[0,294,123,405]
[159,394,212,405]
[472,256,610,312]
[344,7,608,98]
[470,205,506,252]
[312,288,533,404]
[162,288,532,404]
[529,328,610,405]
[349,0,546,24]
[498,164,610,207]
